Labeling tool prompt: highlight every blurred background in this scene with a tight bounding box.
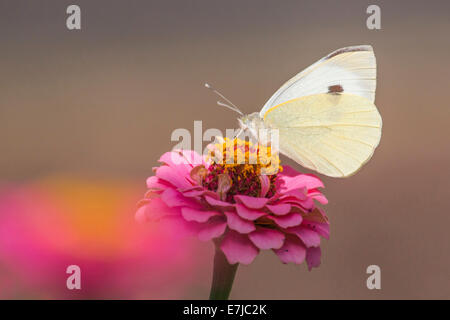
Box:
[0,0,449,299]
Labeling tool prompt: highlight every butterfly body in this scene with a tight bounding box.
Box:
[238,112,267,139]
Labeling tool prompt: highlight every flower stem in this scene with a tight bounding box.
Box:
[209,244,239,300]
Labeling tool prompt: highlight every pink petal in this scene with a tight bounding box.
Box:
[220,230,259,265]
[204,195,233,208]
[161,188,201,209]
[235,203,266,220]
[143,189,162,199]
[282,197,315,212]
[161,215,202,238]
[178,149,206,167]
[286,226,321,248]
[266,203,291,215]
[282,187,308,200]
[273,235,306,264]
[197,219,227,241]
[159,151,192,169]
[181,207,219,223]
[234,195,269,209]
[248,227,285,249]
[302,207,329,224]
[179,185,203,193]
[279,168,324,190]
[267,212,303,228]
[180,187,218,199]
[303,221,330,240]
[146,176,168,190]
[135,197,180,223]
[135,205,149,223]
[224,211,256,234]
[158,152,200,185]
[278,165,301,177]
[308,189,328,204]
[156,165,192,189]
[306,246,322,270]
[181,189,207,198]
[158,150,206,168]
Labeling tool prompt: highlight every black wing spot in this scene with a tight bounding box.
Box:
[328,84,344,94]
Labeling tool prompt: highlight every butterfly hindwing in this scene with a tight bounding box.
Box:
[263,93,382,177]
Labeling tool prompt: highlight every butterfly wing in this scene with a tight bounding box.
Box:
[260,45,376,117]
[263,93,382,177]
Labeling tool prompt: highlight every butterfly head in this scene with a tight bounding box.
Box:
[238,112,266,139]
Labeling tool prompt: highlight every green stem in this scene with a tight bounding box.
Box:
[209,244,239,300]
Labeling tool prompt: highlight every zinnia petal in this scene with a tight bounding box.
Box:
[303,221,330,239]
[302,207,329,224]
[181,207,219,223]
[273,235,306,264]
[234,195,269,209]
[161,188,201,209]
[308,189,328,204]
[197,219,227,241]
[146,176,168,190]
[159,151,192,169]
[277,165,301,177]
[220,230,259,265]
[224,211,256,234]
[278,167,324,190]
[266,203,291,215]
[281,187,308,200]
[204,195,233,208]
[267,212,303,228]
[156,165,192,189]
[306,246,322,270]
[281,197,315,212]
[248,227,285,249]
[179,186,218,199]
[161,215,202,237]
[135,205,149,223]
[235,203,266,220]
[180,188,209,198]
[179,149,206,167]
[135,197,180,223]
[286,226,321,248]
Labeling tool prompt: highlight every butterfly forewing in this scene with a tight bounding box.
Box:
[260,45,376,117]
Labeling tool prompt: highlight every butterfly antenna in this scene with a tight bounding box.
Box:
[204,83,243,115]
[216,101,243,115]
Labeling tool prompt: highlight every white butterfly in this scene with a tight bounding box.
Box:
[206,45,382,178]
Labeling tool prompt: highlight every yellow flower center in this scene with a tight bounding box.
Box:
[204,138,282,202]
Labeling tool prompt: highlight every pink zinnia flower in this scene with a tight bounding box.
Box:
[136,138,329,270]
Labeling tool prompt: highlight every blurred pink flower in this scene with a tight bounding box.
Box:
[136,139,330,270]
[0,178,207,299]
